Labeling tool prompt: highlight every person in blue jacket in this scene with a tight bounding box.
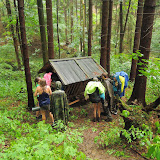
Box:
[112,71,129,114]
[113,71,129,98]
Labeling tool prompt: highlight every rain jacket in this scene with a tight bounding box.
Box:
[84,81,105,98]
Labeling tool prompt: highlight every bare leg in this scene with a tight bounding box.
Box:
[97,103,101,118]
[41,110,46,121]
[94,103,97,118]
[49,112,54,123]
[36,110,41,117]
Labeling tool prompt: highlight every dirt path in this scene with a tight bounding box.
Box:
[69,102,146,160]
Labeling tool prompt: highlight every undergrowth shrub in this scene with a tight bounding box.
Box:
[94,126,122,148]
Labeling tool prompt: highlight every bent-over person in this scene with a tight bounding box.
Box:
[50,81,69,125]
[84,77,105,122]
[101,72,113,121]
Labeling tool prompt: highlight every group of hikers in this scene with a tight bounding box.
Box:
[84,71,129,122]
[34,73,69,127]
[33,71,129,127]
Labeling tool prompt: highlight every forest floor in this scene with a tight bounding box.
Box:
[60,101,148,160]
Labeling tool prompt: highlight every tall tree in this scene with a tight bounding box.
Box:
[37,0,48,64]
[119,0,131,53]
[100,0,109,70]
[17,0,34,109]
[130,0,144,81]
[56,0,60,58]
[46,0,54,59]
[64,0,68,44]
[80,0,82,52]
[82,0,85,56]
[13,0,23,65]
[88,0,92,56]
[6,0,21,70]
[70,0,73,43]
[106,0,113,75]
[128,0,156,106]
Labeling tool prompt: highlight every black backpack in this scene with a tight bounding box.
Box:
[89,88,101,103]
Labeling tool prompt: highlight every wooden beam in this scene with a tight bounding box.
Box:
[69,99,80,106]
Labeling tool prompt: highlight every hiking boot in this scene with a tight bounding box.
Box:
[111,110,118,115]
[36,115,42,120]
[97,117,100,122]
[101,112,107,116]
[51,122,57,129]
[92,117,96,122]
[105,117,112,122]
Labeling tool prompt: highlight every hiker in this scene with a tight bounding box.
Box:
[84,77,105,122]
[50,81,69,125]
[44,72,52,86]
[34,78,54,125]
[34,77,42,120]
[101,72,113,121]
[112,71,129,114]
[113,71,129,98]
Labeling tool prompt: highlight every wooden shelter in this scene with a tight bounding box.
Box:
[38,57,107,101]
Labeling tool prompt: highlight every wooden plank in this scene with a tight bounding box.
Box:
[69,99,80,106]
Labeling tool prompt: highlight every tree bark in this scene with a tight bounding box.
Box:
[128,0,156,106]
[70,0,73,43]
[130,0,144,81]
[119,0,131,53]
[56,0,60,58]
[88,0,92,56]
[13,0,23,66]
[119,1,123,53]
[37,0,48,65]
[145,96,160,112]
[106,0,113,76]
[100,0,109,70]
[80,0,82,52]
[64,0,68,44]
[17,0,34,109]
[46,0,54,59]
[82,0,85,56]
[6,0,21,70]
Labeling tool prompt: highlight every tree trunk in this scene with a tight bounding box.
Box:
[128,0,156,106]
[88,0,92,56]
[119,0,131,53]
[13,0,23,66]
[6,0,21,70]
[76,0,77,18]
[100,0,109,70]
[130,0,144,81]
[64,0,68,44]
[57,0,60,58]
[119,1,123,53]
[82,1,85,56]
[46,0,54,59]
[84,0,86,28]
[17,0,34,109]
[37,0,48,65]
[145,96,160,112]
[70,0,73,43]
[106,0,113,76]
[80,0,82,52]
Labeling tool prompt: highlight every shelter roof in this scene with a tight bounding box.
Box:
[38,57,106,85]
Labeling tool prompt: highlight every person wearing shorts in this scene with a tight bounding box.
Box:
[34,78,54,124]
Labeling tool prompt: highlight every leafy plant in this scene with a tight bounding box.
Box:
[146,135,160,160]
[155,121,160,134]
[94,126,122,148]
[121,110,130,118]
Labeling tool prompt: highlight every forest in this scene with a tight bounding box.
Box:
[0,0,160,159]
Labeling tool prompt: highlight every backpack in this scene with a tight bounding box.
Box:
[89,88,101,103]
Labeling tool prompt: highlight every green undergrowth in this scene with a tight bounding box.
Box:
[0,104,86,160]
